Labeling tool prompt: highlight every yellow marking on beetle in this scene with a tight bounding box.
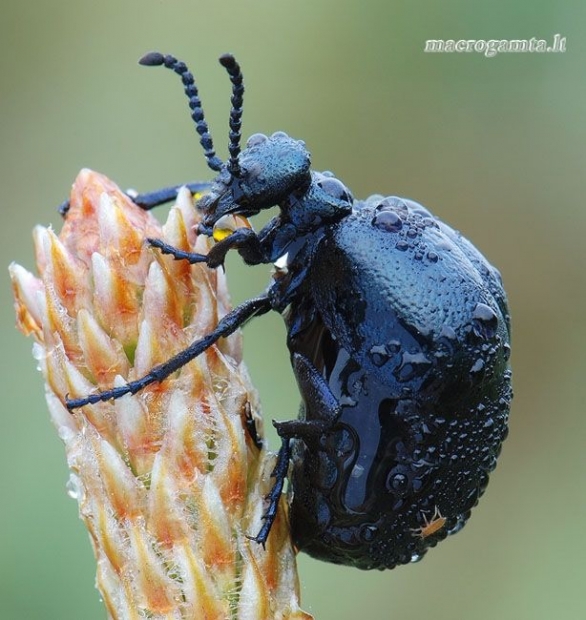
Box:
[192,191,207,202]
[212,214,252,242]
[411,506,447,539]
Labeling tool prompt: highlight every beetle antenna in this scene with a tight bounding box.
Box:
[218,54,244,176]
[139,52,223,172]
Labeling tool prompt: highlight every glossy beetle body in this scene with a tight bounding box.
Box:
[66,52,512,570]
[283,195,511,568]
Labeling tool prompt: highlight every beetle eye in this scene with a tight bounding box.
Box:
[212,214,252,242]
[318,177,353,203]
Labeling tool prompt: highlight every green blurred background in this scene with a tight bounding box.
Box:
[1,1,584,618]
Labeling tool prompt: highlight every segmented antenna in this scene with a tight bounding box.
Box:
[139,52,223,172]
[218,54,244,176]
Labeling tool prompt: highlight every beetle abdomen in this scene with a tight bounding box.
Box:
[287,195,512,569]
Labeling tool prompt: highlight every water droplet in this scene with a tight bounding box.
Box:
[372,209,403,232]
[318,177,352,201]
[360,524,379,542]
[246,133,268,147]
[366,193,385,204]
[376,196,408,212]
[369,344,390,366]
[339,395,357,407]
[436,239,453,252]
[395,351,432,381]
[386,471,409,494]
[422,217,440,230]
[426,251,439,263]
[395,240,409,251]
[66,474,83,501]
[351,463,365,478]
[440,325,457,340]
[244,161,263,181]
[470,358,485,375]
[447,514,467,536]
[387,340,401,353]
[330,428,354,456]
[474,303,496,322]
[472,303,499,339]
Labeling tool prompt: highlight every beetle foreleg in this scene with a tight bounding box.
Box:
[206,227,266,267]
[58,181,211,217]
[148,227,266,269]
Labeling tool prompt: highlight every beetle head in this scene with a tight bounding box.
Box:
[140,52,312,231]
[198,132,311,229]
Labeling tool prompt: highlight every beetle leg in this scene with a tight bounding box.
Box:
[66,293,273,409]
[58,181,211,217]
[147,238,208,264]
[243,401,264,451]
[273,418,328,443]
[248,436,291,546]
[249,353,343,545]
[148,227,267,268]
[130,181,211,210]
[204,227,266,267]
[292,352,341,426]
[230,228,268,264]
[272,353,341,449]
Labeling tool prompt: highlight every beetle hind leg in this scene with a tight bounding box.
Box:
[291,352,341,426]
[250,353,342,545]
[249,436,291,546]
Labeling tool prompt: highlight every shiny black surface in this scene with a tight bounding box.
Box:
[285,195,511,569]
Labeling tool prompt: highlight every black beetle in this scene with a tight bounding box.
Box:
[66,52,512,570]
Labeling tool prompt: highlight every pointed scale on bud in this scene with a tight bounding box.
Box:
[10,169,312,620]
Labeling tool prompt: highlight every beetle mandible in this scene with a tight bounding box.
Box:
[65,52,512,570]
